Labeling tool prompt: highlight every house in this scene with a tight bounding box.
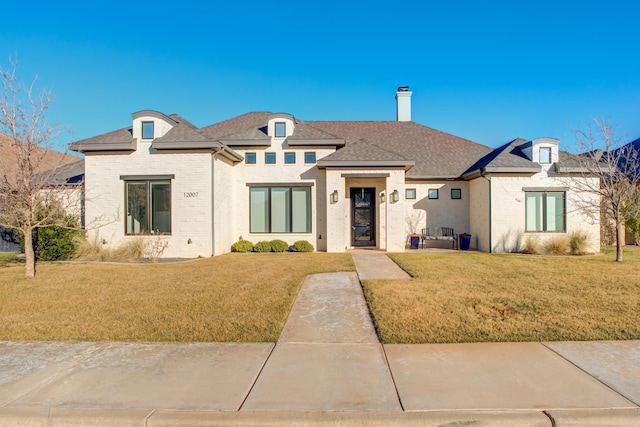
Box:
[68,87,600,258]
[0,133,81,251]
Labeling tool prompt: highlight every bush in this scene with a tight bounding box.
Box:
[18,204,83,261]
[520,236,540,255]
[270,239,289,252]
[292,240,314,252]
[254,241,272,253]
[569,230,589,255]
[232,239,253,253]
[544,236,569,255]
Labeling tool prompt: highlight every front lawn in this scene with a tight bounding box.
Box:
[363,247,640,343]
[0,253,354,342]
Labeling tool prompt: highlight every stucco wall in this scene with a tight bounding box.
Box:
[84,143,214,258]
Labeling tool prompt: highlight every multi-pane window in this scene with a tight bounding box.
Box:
[125,180,171,235]
[245,153,257,164]
[265,152,276,164]
[428,189,439,199]
[539,147,552,164]
[275,122,286,137]
[142,121,154,139]
[305,152,316,163]
[405,188,416,199]
[250,186,311,233]
[525,191,565,232]
[285,152,296,164]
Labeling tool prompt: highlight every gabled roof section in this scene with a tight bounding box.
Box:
[36,159,85,186]
[287,121,346,146]
[201,112,272,146]
[314,121,489,178]
[462,138,541,179]
[151,114,223,150]
[69,126,136,153]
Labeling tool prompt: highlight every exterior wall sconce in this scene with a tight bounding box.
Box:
[330,190,339,204]
[391,189,400,203]
[380,191,385,203]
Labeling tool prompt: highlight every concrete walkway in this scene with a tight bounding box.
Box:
[0,250,639,426]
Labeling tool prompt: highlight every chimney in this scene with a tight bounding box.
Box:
[395,86,412,122]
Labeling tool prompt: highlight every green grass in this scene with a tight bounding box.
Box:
[0,252,22,267]
[363,247,640,343]
[0,253,354,342]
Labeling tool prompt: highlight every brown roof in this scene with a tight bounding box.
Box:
[0,132,80,185]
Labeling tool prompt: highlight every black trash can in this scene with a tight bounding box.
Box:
[410,234,420,249]
[459,234,471,250]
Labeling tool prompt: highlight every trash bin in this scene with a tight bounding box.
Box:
[459,233,471,250]
[410,234,420,249]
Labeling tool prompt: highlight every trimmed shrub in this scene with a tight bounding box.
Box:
[270,239,288,252]
[231,239,253,253]
[544,236,569,255]
[569,230,589,255]
[18,205,83,261]
[520,236,540,255]
[292,240,314,252]
[254,241,272,253]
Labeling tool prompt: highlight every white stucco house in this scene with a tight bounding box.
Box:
[68,87,600,258]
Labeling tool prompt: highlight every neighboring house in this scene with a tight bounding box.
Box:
[0,133,80,251]
[69,87,600,258]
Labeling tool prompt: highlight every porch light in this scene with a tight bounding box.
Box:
[380,191,385,203]
[391,189,400,203]
[330,190,339,204]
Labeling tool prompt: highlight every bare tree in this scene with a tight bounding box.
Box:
[566,118,640,262]
[0,59,77,278]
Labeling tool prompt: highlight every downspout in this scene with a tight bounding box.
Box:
[211,146,228,256]
[480,170,492,253]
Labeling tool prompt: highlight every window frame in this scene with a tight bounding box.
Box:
[265,152,276,164]
[245,152,257,164]
[249,185,312,234]
[274,122,286,138]
[539,147,552,164]
[123,178,172,236]
[451,188,462,199]
[284,152,296,164]
[428,188,439,199]
[304,152,316,164]
[141,121,154,140]
[405,188,417,199]
[525,190,566,233]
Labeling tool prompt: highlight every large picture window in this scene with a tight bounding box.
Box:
[525,191,565,232]
[250,186,311,233]
[125,180,171,235]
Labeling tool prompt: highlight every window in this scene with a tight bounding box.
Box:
[125,180,171,235]
[285,152,296,164]
[405,188,416,199]
[428,189,439,199]
[141,121,154,139]
[539,147,552,164]
[245,153,256,164]
[275,122,286,137]
[250,186,311,233]
[265,152,276,164]
[305,152,316,163]
[525,191,565,232]
[451,188,462,199]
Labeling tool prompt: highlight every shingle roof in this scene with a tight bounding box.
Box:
[200,112,272,140]
[153,114,217,145]
[462,138,541,177]
[37,159,85,186]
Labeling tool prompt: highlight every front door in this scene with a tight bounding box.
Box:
[351,187,376,247]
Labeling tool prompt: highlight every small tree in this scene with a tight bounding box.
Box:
[0,59,76,278]
[567,118,640,262]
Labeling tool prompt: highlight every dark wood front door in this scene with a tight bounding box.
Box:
[351,187,376,247]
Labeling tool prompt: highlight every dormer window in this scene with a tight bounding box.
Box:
[142,121,154,140]
[540,147,552,164]
[275,122,286,138]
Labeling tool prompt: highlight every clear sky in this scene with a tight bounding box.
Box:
[1,0,638,152]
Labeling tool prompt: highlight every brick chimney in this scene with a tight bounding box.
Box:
[395,86,412,122]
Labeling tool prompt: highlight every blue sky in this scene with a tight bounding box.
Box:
[1,0,638,152]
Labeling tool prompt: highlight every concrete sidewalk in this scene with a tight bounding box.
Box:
[0,251,639,426]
